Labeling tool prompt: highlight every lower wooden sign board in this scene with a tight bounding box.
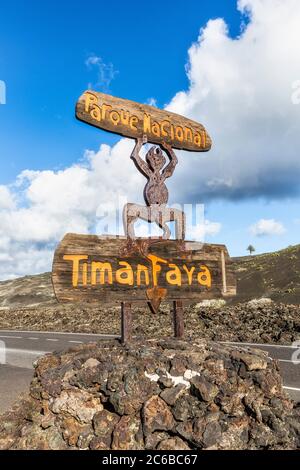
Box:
[52,234,236,305]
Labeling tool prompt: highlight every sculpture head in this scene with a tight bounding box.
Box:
[146,146,166,171]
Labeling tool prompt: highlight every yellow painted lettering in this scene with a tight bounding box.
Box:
[170,124,175,140]
[91,262,113,285]
[82,262,88,286]
[151,121,161,137]
[101,103,112,120]
[161,120,170,137]
[110,110,120,126]
[175,126,184,142]
[147,254,167,287]
[129,115,138,131]
[63,255,88,287]
[143,113,151,133]
[84,92,98,112]
[201,130,206,148]
[90,105,101,122]
[116,261,134,285]
[184,127,193,143]
[182,265,195,285]
[136,264,150,286]
[194,132,202,147]
[120,109,130,126]
[166,263,182,286]
[197,265,211,288]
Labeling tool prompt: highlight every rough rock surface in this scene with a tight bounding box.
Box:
[1,301,300,345]
[0,338,299,450]
[193,301,300,344]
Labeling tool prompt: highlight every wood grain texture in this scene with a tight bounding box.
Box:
[76,90,212,152]
[173,300,184,338]
[52,234,236,304]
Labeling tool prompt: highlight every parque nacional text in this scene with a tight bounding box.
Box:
[76,90,212,152]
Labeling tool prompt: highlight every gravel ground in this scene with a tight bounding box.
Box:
[0,300,299,344]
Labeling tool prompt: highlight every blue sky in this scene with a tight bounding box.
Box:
[0,0,300,278]
[0,0,244,181]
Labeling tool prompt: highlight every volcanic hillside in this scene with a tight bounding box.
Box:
[233,244,300,304]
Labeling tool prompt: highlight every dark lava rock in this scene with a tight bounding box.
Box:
[0,338,299,450]
[2,299,300,346]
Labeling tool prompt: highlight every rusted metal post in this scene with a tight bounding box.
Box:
[173,300,184,339]
[121,301,132,343]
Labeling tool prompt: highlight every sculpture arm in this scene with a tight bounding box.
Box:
[131,136,151,178]
[161,142,178,178]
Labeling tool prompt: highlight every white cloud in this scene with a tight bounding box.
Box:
[0,139,148,279]
[0,139,221,278]
[146,97,157,107]
[249,218,286,237]
[0,80,6,105]
[186,220,221,240]
[1,0,300,279]
[123,218,221,241]
[0,185,15,210]
[166,0,300,201]
[85,54,118,92]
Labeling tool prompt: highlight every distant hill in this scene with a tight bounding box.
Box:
[0,244,300,309]
[0,273,55,309]
[233,244,300,304]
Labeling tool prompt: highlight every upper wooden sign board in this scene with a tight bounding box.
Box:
[76,90,212,152]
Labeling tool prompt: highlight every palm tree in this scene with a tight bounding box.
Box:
[247,245,255,255]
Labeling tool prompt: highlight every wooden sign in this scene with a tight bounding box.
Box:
[52,234,236,305]
[76,91,212,152]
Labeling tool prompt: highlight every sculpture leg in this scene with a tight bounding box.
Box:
[154,206,186,240]
[123,203,137,239]
[123,203,184,241]
[123,203,152,239]
[160,220,171,239]
[174,210,186,240]
[154,205,171,239]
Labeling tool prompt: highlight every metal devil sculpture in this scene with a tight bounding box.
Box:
[52,90,236,343]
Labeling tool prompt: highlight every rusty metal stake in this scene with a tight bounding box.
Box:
[173,300,184,339]
[121,301,132,344]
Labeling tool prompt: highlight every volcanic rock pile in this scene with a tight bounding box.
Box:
[195,301,300,344]
[0,338,299,450]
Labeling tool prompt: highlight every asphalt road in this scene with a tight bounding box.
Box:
[0,365,34,413]
[0,330,118,413]
[0,330,299,414]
